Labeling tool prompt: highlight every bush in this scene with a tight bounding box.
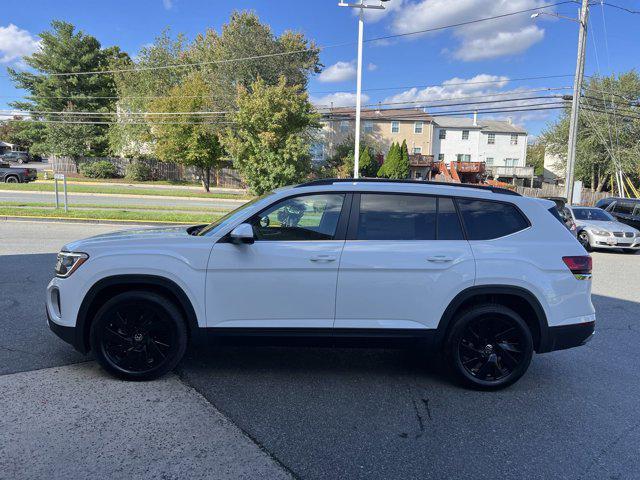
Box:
[79,160,118,179]
[125,161,152,181]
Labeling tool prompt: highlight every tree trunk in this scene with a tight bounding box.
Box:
[596,173,608,192]
[200,167,210,192]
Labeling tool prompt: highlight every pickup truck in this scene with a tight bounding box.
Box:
[0,162,38,183]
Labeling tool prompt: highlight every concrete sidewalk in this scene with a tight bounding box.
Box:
[0,362,291,480]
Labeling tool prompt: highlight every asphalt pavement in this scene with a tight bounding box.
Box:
[1,219,639,480]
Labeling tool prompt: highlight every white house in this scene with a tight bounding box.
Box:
[431,115,528,170]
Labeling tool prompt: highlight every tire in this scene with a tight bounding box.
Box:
[578,230,592,251]
[446,304,533,390]
[5,176,19,183]
[90,291,188,381]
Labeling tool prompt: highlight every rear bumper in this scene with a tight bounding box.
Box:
[539,321,595,353]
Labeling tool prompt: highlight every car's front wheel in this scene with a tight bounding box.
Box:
[578,230,592,251]
[446,304,533,390]
[90,291,187,381]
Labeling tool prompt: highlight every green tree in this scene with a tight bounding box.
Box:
[359,146,378,177]
[8,21,126,161]
[526,142,545,176]
[187,11,321,111]
[542,71,640,191]
[379,141,409,179]
[223,77,319,194]
[149,72,224,192]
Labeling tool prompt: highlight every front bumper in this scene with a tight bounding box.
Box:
[589,233,640,249]
[540,321,595,353]
[46,305,78,348]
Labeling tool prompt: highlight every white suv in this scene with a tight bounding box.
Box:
[46,179,595,389]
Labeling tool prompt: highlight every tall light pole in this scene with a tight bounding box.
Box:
[533,0,589,204]
[338,0,388,178]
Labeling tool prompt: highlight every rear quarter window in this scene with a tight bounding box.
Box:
[457,198,530,240]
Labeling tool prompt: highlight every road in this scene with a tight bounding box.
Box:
[1,220,639,480]
[0,189,245,210]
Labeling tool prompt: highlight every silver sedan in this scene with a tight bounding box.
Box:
[570,206,640,254]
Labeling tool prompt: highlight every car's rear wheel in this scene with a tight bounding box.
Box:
[446,304,533,390]
[5,175,19,183]
[90,291,187,381]
[578,231,592,251]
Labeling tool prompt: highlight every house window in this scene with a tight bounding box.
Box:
[391,121,399,133]
[462,130,469,140]
[485,157,494,166]
[414,121,423,134]
[413,147,422,154]
[504,158,519,167]
[487,133,495,145]
[455,154,471,162]
[510,134,518,145]
[464,154,471,161]
[415,171,423,179]
[439,129,446,140]
[339,120,349,133]
[438,154,445,161]
[364,121,373,133]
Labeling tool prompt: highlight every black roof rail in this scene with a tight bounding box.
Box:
[295,178,521,196]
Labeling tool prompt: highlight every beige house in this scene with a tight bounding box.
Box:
[318,108,435,161]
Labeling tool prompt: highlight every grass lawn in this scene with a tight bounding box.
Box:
[0,201,232,214]
[0,181,252,200]
[36,172,201,187]
[0,206,221,224]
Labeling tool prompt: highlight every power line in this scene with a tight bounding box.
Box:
[601,2,640,14]
[2,1,577,79]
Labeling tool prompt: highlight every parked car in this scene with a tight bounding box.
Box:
[0,162,37,183]
[595,197,640,231]
[543,196,577,236]
[0,151,32,164]
[569,206,640,253]
[46,179,595,390]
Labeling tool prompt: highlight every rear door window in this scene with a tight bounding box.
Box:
[457,198,529,240]
[357,194,437,240]
[437,197,464,240]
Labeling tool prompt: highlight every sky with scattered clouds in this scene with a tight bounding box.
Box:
[1,0,639,135]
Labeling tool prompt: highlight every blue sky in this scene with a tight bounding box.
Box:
[1,0,639,136]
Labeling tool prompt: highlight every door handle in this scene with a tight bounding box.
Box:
[427,255,454,263]
[310,255,337,263]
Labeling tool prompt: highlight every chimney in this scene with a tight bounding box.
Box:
[507,116,513,125]
[473,111,478,126]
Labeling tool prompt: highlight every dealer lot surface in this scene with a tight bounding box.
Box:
[1,220,639,480]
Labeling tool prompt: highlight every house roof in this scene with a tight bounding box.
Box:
[325,107,433,122]
[433,116,527,134]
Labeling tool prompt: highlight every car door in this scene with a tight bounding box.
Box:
[206,192,350,329]
[334,193,475,331]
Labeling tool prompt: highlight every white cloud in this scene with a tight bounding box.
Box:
[382,73,554,125]
[389,0,551,61]
[310,92,371,108]
[162,0,173,10]
[367,62,378,71]
[0,24,40,64]
[318,61,357,83]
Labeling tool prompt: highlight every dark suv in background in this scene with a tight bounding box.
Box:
[596,197,640,230]
[0,151,32,164]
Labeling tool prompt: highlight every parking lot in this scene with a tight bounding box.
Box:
[1,219,639,480]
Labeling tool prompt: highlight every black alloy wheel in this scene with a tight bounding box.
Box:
[447,304,533,390]
[90,291,187,380]
[578,231,592,251]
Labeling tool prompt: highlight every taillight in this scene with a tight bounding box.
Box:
[563,256,592,280]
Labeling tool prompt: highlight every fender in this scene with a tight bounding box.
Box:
[74,274,200,353]
[435,285,549,350]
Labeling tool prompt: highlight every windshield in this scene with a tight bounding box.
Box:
[572,208,613,221]
[196,193,269,236]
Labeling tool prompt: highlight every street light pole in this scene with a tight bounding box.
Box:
[565,0,590,204]
[338,1,387,178]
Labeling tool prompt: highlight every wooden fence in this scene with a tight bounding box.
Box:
[514,183,610,206]
[50,156,245,189]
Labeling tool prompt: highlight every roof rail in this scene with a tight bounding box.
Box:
[295,178,521,196]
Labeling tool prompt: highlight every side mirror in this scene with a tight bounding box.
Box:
[229,223,255,245]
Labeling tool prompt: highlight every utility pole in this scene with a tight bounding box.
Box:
[338,1,388,178]
[565,0,590,204]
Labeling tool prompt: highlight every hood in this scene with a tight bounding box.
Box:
[63,225,194,252]
[577,219,637,232]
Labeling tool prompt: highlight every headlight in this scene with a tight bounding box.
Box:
[588,229,610,236]
[55,252,89,278]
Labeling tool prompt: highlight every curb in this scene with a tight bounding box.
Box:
[0,215,193,226]
[0,189,248,203]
